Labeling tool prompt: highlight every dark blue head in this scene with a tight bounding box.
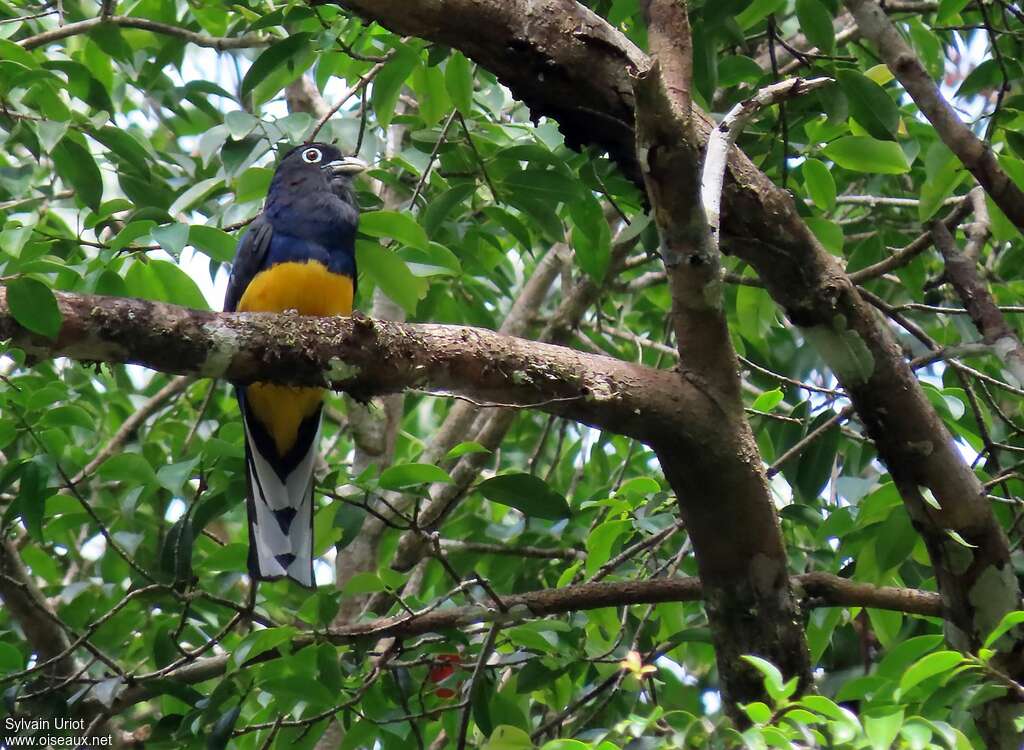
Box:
[269,142,365,207]
[264,143,365,247]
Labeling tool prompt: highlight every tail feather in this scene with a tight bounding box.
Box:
[240,394,321,588]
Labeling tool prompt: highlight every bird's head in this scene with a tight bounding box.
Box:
[274,142,366,204]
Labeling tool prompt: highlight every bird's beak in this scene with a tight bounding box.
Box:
[324,157,367,177]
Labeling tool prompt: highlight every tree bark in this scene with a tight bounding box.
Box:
[319,0,1022,721]
[632,0,811,711]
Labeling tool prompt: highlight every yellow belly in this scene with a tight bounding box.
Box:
[238,261,354,456]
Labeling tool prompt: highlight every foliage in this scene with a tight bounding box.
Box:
[0,0,1023,748]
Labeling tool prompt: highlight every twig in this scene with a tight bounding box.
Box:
[844,0,1024,232]
[767,407,853,477]
[308,47,405,142]
[702,76,832,253]
[455,622,500,750]
[72,376,191,484]
[848,194,974,283]
[410,109,459,208]
[19,15,273,51]
[931,219,1024,385]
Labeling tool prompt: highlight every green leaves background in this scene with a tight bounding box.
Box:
[0,0,1023,748]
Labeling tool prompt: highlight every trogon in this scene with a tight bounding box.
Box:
[224,142,365,587]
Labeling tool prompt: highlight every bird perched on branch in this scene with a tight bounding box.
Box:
[224,142,366,587]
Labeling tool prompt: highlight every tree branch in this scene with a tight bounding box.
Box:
[843,0,1024,233]
[0,289,705,446]
[702,76,832,250]
[322,0,1019,711]
[0,539,79,681]
[633,2,813,712]
[931,220,1024,386]
[107,572,942,712]
[18,15,273,51]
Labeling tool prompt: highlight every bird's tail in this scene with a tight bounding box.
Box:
[239,388,322,588]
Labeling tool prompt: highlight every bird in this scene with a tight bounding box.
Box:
[224,142,366,587]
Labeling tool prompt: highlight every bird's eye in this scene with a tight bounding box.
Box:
[301,147,322,164]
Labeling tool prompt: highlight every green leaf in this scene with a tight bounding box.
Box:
[240,33,312,105]
[160,515,194,584]
[718,55,764,87]
[805,217,843,255]
[334,501,366,553]
[189,225,238,263]
[14,463,45,541]
[795,0,835,53]
[585,519,631,574]
[168,177,224,216]
[898,651,964,693]
[356,240,428,314]
[877,634,946,677]
[736,0,786,28]
[446,51,474,114]
[743,701,773,724]
[984,610,1024,648]
[372,46,419,129]
[919,154,965,221]
[231,626,297,668]
[6,277,62,339]
[360,210,429,249]
[801,695,861,730]
[741,655,786,699]
[867,607,903,649]
[109,220,157,252]
[865,710,904,750]
[568,194,611,280]
[149,260,210,310]
[937,0,971,22]
[157,458,199,495]
[0,643,24,672]
[411,62,451,125]
[481,726,533,750]
[379,463,453,490]
[837,70,899,141]
[224,110,259,140]
[36,120,69,153]
[482,207,533,250]
[802,158,836,211]
[477,473,571,521]
[342,572,384,595]
[88,126,151,174]
[422,184,475,237]
[234,167,273,203]
[824,136,910,174]
[947,529,977,548]
[97,452,158,485]
[0,38,40,68]
[446,441,491,459]
[53,138,103,209]
[152,223,190,255]
[206,705,241,750]
[752,389,784,412]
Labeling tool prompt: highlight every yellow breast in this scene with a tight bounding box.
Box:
[237,260,354,316]
[238,261,354,456]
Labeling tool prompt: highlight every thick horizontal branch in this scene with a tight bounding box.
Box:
[18,15,273,51]
[0,290,707,446]
[110,572,941,710]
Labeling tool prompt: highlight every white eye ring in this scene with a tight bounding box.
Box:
[301,147,322,164]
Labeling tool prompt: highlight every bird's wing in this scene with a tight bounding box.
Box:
[224,216,273,312]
